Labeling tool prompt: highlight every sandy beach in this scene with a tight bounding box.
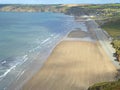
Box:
[22,20,117,90]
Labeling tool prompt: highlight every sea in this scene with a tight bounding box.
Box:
[0,12,85,90]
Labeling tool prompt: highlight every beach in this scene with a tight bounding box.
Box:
[0,12,80,90]
[22,20,117,90]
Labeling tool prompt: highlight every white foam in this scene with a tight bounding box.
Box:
[41,38,51,44]
[22,55,28,63]
[1,60,6,64]
[29,45,42,53]
[0,64,17,79]
[0,54,29,80]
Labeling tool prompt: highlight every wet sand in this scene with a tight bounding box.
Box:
[22,20,117,90]
[67,30,89,38]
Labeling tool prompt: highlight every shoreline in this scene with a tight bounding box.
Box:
[6,31,70,90]
[6,15,84,90]
[22,19,118,90]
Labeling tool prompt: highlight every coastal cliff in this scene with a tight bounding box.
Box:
[0,4,120,18]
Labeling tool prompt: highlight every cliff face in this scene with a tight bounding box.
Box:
[0,4,105,16]
[0,4,69,13]
[0,4,120,18]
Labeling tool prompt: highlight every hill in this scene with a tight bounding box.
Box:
[0,4,120,18]
[88,79,120,90]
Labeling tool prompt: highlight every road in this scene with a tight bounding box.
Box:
[92,20,120,69]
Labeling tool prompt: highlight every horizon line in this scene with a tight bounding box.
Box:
[0,3,120,5]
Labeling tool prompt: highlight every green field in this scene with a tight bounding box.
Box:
[102,18,120,38]
[85,4,120,9]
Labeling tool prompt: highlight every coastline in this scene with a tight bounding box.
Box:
[5,14,80,90]
[22,19,118,90]
[0,4,119,90]
[6,29,71,90]
[0,12,82,90]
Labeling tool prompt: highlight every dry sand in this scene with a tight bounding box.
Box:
[22,41,117,90]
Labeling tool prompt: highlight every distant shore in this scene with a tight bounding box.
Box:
[22,20,117,90]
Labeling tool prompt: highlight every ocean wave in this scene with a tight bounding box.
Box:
[41,37,51,44]
[0,55,28,80]
[28,46,41,53]
[29,37,52,53]
[0,64,17,79]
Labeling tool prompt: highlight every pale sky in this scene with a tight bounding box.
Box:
[0,0,119,4]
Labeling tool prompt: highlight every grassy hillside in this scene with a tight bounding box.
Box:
[102,18,120,61]
[88,79,120,90]
[89,15,120,90]
[102,18,120,38]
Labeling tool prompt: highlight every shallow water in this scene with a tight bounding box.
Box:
[0,12,85,90]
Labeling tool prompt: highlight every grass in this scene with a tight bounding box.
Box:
[102,18,120,38]
[88,80,120,90]
[88,17,120,90]
[85,4,120,9]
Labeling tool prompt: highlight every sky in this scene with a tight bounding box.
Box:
[0,0,119,4]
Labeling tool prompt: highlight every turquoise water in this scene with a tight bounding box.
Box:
[0,12,81,89]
